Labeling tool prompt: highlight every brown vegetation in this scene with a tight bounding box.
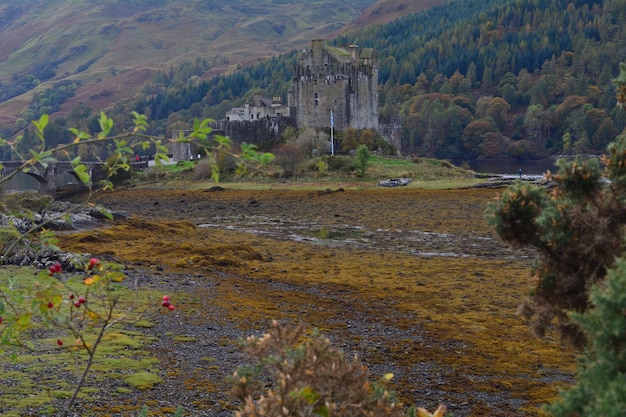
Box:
[56,185,576,416]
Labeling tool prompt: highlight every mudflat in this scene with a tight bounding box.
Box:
[58,185,576,416]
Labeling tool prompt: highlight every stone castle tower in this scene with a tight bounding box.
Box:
[288,39,378,132]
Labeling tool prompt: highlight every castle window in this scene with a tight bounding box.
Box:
[314,93,319,107]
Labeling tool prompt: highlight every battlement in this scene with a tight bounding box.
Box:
[291,39,379,131]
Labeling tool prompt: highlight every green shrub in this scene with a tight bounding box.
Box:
[488,152,626,347]
[0,227,19,246]
[194,159,213,180]
[546,257,626,417]
[231,321,410,417]
[355,144,371,177]
[321,155,354,173]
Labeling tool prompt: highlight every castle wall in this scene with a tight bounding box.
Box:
[213,117,294,151]
[349,68,379,130]
[292,40,378,133]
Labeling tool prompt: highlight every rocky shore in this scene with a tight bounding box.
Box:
[0,195,129,270]
[2,186,576,416]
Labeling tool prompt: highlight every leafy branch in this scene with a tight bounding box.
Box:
[0,112,272,415]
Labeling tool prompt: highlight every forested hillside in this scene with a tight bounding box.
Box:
[5,0,626,160]
[363,0,626,158]
[0,0,379,128]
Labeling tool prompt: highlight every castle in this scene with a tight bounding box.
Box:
[289,39,378,132]
[219,39,379,144]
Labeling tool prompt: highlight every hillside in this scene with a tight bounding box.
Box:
[2,0,625,163]
[343,0,448,29]
[1,0,416,127]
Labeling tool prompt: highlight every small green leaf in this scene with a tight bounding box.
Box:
[314,405,330,417]
[131,111,148,132]
[69,128,90,141]
[95,205,114,220]
[106,271,127,283]
[74,164,91,185]
[211,163,220,183]
[214,135,232,147]
[291,386,320,404]
[32,114,49,139]
[98,112,114,138]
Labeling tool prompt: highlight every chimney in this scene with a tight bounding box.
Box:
[349,44,359,61]
[312,39,323,67]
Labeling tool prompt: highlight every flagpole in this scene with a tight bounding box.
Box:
[330,110,335,155]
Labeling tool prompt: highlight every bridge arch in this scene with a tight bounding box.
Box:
[1,161,146,195]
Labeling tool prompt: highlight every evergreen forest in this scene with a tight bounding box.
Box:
[5,0,626,161]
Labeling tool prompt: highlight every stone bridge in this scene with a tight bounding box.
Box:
[0,160,148,195]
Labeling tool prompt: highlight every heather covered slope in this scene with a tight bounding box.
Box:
[0,0,414,126]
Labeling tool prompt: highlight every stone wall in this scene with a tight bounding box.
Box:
[213,117,295,151]
[291,40,378,132]
[378,117,403,156]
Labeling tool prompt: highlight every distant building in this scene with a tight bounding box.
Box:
[218,39,380,150]
[288,39,379,132]
[225,95,289,123]
[224,40,378,132]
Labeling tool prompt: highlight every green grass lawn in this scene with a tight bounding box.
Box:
[132,154,483,191]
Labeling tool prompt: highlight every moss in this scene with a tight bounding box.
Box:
[115,387,133,394]
[133,318,156,328]
[173,335,198,343]
[50,390,73,399]
[0,226,19,244]
[0,265,167,415]
[123,371,163,390]
[1,191,53,213]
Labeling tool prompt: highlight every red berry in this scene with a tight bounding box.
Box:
[69,294,75,300]
[49,262,62,275]
[168,304,175,311]
[87,258,100,270]
[57,339,63,346]
[162,295,170,301]
[0,317,3,324]
[161,300,171,308]
[47,302,54,308]
[78,297,86,304]
[74,301,81,308]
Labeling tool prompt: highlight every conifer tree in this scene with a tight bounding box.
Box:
[546,257,626,417]
[487,63,626,347]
